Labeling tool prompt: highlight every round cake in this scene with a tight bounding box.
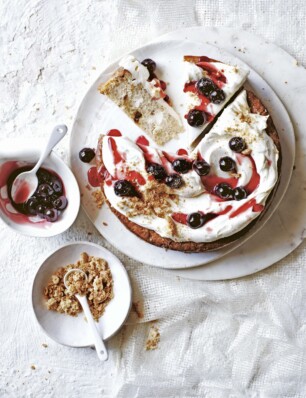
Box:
[95,55,281,252]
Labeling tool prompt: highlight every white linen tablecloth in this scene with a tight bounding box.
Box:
[1,1,306,397]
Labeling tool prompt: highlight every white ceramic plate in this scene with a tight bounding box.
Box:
[32,241,132,347]
[0,138,80,237]
[69,39,294,269]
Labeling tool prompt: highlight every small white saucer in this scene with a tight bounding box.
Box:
[32,241,132,347]
[0,138,80,237]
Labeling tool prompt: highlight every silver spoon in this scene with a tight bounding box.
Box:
[11,124,68,204]
[64,268,108,361]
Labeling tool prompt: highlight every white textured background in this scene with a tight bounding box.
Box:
[1,1,306,397]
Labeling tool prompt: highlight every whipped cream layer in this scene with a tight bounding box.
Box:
[184,58,249,147]
[101,90,279,243]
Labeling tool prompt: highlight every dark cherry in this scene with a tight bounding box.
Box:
[233,186,248,201]
[196,77,215,97]
[147,72,157,82]
[40,196,54,208]
[187,109,206,127]
[141,58,156,75]
[36,183,54,197]
[26,197,39,215]
[209,89,226,104]
[146,163,166,181]
[229,137,246,153]
[165,174,183,189]
[53,195,68,210]
[214,183,233,200]
[193,160,210,176]
[36,203,47,216]
[79,148,96,163]
[187,212,216,228]
[172,158,192,174]
[44,208,58,222]
[37,169,51,183]
[187,212,205,229]
[219,157,236,172]
[114,180,137,197]
[50,179,63,195]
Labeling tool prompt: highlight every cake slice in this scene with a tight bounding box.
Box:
[183,55,249,146]
[98,55,183,146]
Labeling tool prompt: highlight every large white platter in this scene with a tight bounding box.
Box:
[70,38,294,271]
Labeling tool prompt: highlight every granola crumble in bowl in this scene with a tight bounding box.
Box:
[32,242,132,348]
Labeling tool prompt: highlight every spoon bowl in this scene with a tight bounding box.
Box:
[11,125,67,204]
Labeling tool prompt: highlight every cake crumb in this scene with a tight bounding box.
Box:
[120,180,177,220]
[145,326,160,351]
[86,184,92,191]
[102,222,108,226]
[92,190,104,208]
[132,301,144,319]
[42,343,48,348]
[31,365,36,370]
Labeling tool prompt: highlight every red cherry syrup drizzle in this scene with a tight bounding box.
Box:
[88,132,147,189]
[107,129,122,137]
[183,55,227,121]
[184,82,214,122]
[171,205,233,227]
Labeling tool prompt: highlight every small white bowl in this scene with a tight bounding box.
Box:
[32,241,132,347]
[0,138,80,237]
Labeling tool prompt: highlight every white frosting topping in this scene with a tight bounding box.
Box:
[184,60,249,146]
[101,90,279,243]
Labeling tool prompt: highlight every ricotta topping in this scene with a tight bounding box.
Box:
[100,90,279,243]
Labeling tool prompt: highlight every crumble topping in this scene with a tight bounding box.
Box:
[65,270,88,296]
[119,181,177,219]
[92,189,105,208]
[43,252,114,321]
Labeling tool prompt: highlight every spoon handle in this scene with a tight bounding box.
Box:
[32,125,68,173]
[77,295,108,361]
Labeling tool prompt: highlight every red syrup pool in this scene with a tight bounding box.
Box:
[87,166,104,188]
[0,161,67,225]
